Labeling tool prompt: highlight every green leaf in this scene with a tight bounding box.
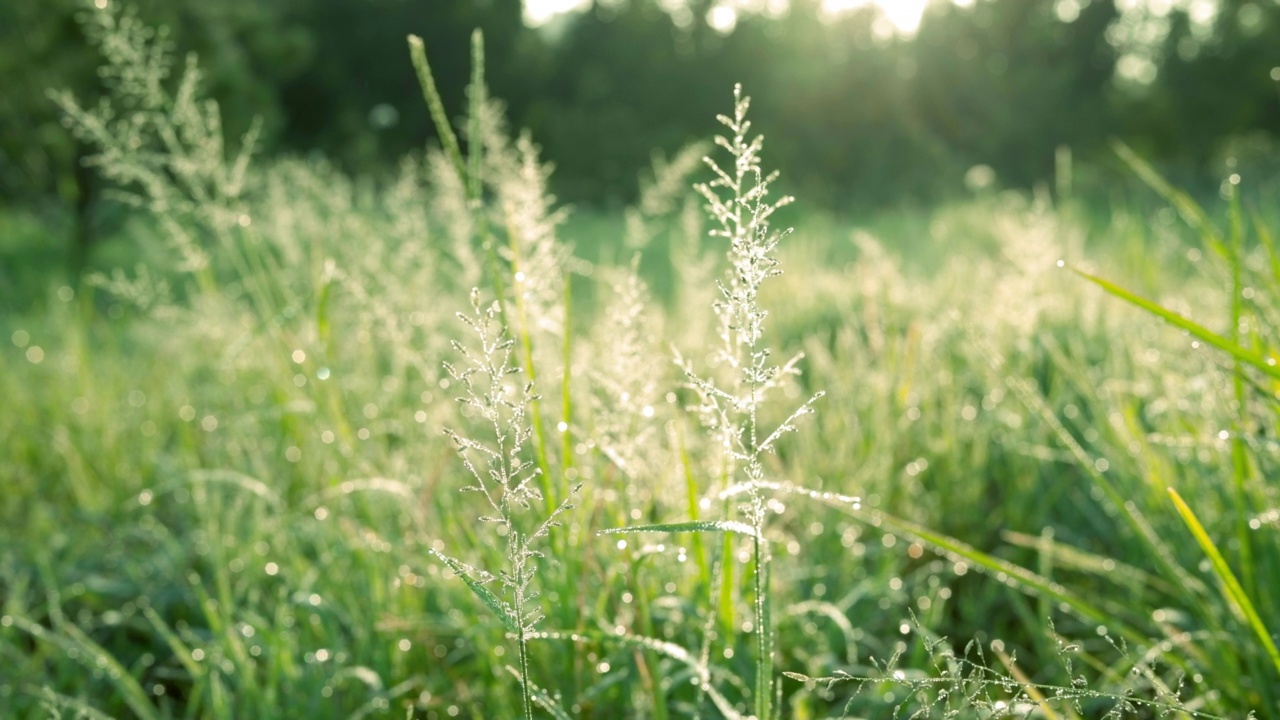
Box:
[1167,488,1280,678]
[430,549,518,634]
[599,520,761,539]
[1069,265,1280,381]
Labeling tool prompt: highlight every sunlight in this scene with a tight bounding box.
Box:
[525,0,591,27]
[821,0,930,33]
[525,0,939,34]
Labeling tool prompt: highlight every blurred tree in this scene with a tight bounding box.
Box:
[0,0,310,266]
[0,0,98,207]
[911,0,1119,191]
[1140,0,1280,174]
[274,0,535,169]
[5,0,1280,232]
[528,0,731,205]
[725,0,952,208]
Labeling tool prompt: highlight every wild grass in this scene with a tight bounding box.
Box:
[3,1,1280,718]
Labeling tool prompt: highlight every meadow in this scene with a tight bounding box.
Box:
[3,4,1280,718]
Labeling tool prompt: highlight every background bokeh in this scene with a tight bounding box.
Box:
[3,0,1279,248]
[5,2,1280,717]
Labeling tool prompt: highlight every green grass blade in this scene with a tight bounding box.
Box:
[430,549,518,634]
[407,35,465,184]
[316,261,334,352]
[1250,208,1280,289]
[1001,530,1174,597]
[865,511,1141,642]
[1069,265,1280,381]
[1226,187,1256,599]
[530,681,574,720]
[560,276,573,484]
[677,432,712,590]
[1167,488,1280,678]
[599,520,761,539]
[9,615,159,720]
[1111,140,1223,251]
[140,606,203,679]
[531,630,748,720]
[33,688,119,720]
[467,29,484,205]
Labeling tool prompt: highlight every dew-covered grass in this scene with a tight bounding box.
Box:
[3,3,1280,719]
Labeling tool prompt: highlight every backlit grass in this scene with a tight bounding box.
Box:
[2,3,1279,718]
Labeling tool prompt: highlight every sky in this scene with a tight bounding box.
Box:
[523,0,939,34]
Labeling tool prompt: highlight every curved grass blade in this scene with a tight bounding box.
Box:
[140,605,202,679]
[1068,265,1280,381]
[33,688,119,720]
[9,615,159,720]
[599,520,761,540]
[501,666,573,720]
[1000,530,1175,598]
[1111,140,1222,249]
[530,630,748,720]
[1167,488,1280,678]
[429,549,518,634]
[861,511,1149,648]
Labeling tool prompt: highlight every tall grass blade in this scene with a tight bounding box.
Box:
[860,511,1142,643]
[1110,140,1223,250]
[1226,186,1256,599]
[407,34,465,184]
[1166,488,1280,678]
[467,30,484,206]
[1068,265,1280,381]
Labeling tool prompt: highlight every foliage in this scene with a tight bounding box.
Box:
[4,3,1280,719]
[5,0,1280,226]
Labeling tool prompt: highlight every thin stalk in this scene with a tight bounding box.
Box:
[718,505,736,640]
[407,34,465,182]
[748,386,772,720]
[514,550,535,720]
[467,30,484,210]
[506,219,556,515]
[752,523,772,720]
[1226,187,1255,599]
[679,431,712,591]
[560,275,574,489]
[634,569,670,720]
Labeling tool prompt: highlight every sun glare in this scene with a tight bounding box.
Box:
[525,0,591,27]
[821,0,929,33]
[524,0,939,33]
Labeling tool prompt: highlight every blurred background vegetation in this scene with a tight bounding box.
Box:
[3,0,1279,267]
[5,2,1280,716]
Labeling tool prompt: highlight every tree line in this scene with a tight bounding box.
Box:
[3,0,1278,222]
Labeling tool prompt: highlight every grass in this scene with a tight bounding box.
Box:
[3,2,1280,718]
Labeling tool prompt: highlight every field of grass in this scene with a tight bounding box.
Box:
[4,5,1280,719]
